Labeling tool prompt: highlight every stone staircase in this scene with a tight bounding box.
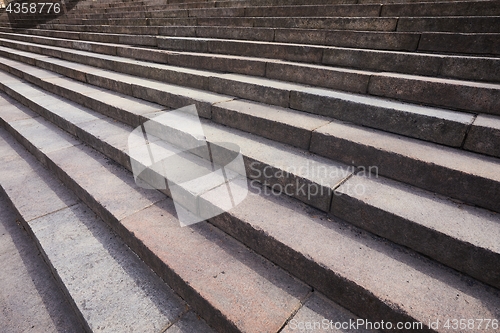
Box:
[0,0,499,332]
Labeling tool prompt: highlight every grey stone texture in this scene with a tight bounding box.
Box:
[1,1,499,332]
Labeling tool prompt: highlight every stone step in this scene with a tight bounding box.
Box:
[0,92,325,333]
[4,43,500,157]
[1,62,499,290]
[1,33,499,117]
[0,74,499,333]
[0,110,216,333]
[0,41,492,158]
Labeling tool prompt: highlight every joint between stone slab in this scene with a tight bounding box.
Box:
[394,17,400,32]
[330,173,354,202]
[159,305,191,333]
[308,121,333,152]
[25,201,81,223]
[277,289,314,333]
[365,73,376,96]
[415,32,423,52]
[460,113,478,149]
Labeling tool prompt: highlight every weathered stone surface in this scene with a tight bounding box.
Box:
[209,74,290,107]
[158,36,210,52]
[189,7,245,17]
[382,1,500,17]
[323,47,443,77]
[30,203,186,333]
[148,9,188,18]
[274,28,326,45]
[118,34,158,46]
[121,199,310,333]
[0,130,78,222]
[158,25,197,37]
[168,52,266,76]
[324,30,420,51]
[129,77,232,119]
[0,130,192,333]
[196,26,275,41]
[4,116,80,167]
[116,45,169,63]
[266,17,398,31]
[166,311,214,333]
[439,55,500,82]
[47,144,165,222]
[1,4,500,331]
[0,92,38,124]
[207,39,325,63]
